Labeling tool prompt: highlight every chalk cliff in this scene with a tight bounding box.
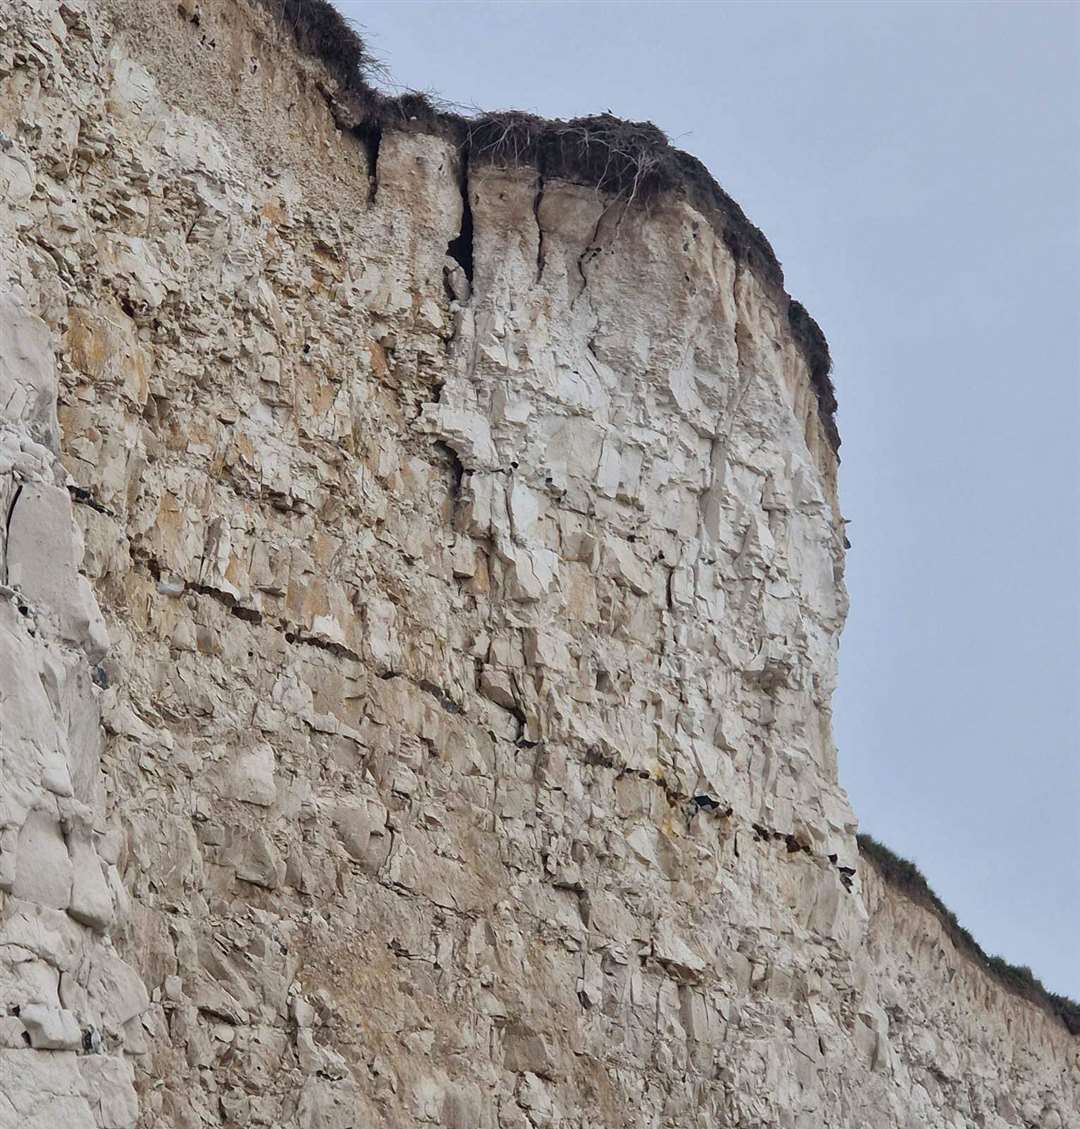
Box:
[0,1,1076,1126]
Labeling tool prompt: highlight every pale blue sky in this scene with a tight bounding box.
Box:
[334,0,1080,998]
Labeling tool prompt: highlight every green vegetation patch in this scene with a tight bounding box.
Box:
[858,833,1080,1035]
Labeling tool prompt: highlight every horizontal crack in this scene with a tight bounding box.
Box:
[128,548,475,711]
[125,553,852,891]
[68,483,116,517]
[597,750,855,891]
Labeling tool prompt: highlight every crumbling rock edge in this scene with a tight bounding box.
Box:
[859,835,1080,1035]
[254,0,840,453]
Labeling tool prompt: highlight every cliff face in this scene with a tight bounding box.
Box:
[0,2,1075,1128]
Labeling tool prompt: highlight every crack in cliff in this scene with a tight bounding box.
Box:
[598,750,856,893]
[570,200,633,392]
[571,201,617,311]
[1,481,22,587]
[745,816,855,889]
[446,146,474,283]
[532,174,546,283]
[68,482,116,518]
[135,544,480,728]
[416,677,463,715]
[699,261,755,545]
[434,440,465,501]
[138,541,476,718]
[357,122,381,205]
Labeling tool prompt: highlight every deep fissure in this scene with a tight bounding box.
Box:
[446,147,474,282]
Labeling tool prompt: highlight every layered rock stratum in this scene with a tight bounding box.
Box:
[0,1,1076,1126]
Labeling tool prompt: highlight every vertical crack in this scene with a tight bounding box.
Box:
[446,145,474,283]
[699,260,754,544]
[1,481,23,587]
[571,201,613,311]
[355,123,381,205]
[532,174,546,283]
[434,440,465,501]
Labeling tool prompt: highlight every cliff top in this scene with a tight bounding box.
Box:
[859,834,1080,1036]
[254,0,839,454]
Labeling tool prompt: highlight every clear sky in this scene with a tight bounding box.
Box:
[333,0,1080,999]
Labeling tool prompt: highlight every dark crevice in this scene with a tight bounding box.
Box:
[448,453,464,500]
[133,546,360,658]
[583,744,620,770]
[571,216,602,310]
[571,198,619,313]
[532,174,546,283]
[138,551,162,582]
[189,580,239,606]
[68,483,116,518]
[2,482,23,586]
[417,678,462,715]
[283,630,361,662]
[690,795,732,817]
[503,699,527,743]
[378,669,468,718]
[431,440,464,503]
[5,483,23,538]
[446,147,474,282]
[353,122,381,204]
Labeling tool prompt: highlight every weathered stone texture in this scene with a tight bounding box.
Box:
[0,0,1075,1126]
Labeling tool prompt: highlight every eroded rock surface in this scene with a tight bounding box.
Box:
[0,1,1076,1126]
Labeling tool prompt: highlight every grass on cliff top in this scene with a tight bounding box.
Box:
[252,0,838,452]
[858,834,1080,1036]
